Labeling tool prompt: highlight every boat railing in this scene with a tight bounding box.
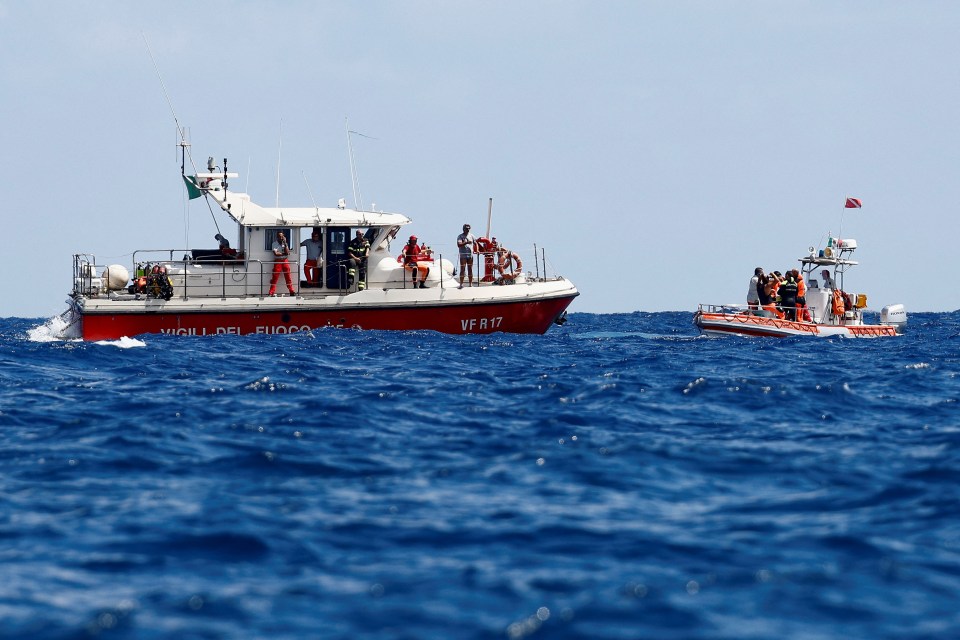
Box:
[697,302,828,322]
[73,243,570,301]
[697,303,749,314]
[129,250,279,299]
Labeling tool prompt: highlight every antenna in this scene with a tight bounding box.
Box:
[276,118,283,207]
[143,33,187,150]
[345,118,361,211]
[302,171,318,209]
[143,33,226,241]
[345,120,378,212]
[486,197,493,239]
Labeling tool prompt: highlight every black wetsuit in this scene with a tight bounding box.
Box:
[779,279,799,321]
[757,280,772,306]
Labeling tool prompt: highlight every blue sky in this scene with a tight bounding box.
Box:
[2,1,958,318]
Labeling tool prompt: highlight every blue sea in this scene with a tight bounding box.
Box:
[2,311,959,639]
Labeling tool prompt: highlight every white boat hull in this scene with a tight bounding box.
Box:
[694,309,899,338]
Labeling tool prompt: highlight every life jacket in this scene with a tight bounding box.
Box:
[832,288,845,316]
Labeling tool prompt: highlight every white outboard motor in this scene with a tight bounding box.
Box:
[881,304,907,331]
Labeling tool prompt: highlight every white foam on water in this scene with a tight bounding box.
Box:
[28,312,144,347]
[93,336,147,349]
[27,314,81,342]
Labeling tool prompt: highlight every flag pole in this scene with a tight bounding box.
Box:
[839,197,845,246]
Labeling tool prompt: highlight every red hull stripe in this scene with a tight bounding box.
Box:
[81,296,577,340]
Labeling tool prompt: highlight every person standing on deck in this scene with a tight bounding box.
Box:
[747,267,763,314]
[269,231,297,296]
[347,230,370,291]
[456,223,478,289]
[760,274,784,319]
[779,272,799,321]
[300,229,323,286]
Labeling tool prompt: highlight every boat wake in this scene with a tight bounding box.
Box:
[576,330,704,341]
[27,313,81,342]
[28,311,145,347]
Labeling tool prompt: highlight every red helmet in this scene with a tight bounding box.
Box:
[409,235,418,242]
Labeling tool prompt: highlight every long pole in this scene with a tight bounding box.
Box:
[275,119,283,207]
[486,197,493,239]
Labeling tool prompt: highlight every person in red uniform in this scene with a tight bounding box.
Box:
[401,235,430,288]
[268,231,297,296]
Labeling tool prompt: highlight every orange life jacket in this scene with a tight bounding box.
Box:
[832,289,845,316]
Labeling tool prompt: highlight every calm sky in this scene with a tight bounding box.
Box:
[2,1,958,318]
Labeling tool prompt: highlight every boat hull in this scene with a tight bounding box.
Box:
[693,311,898,338]
[74,285,578,340]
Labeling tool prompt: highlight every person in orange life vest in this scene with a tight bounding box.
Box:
[300,229,323,286]
[268,231,297,296]
[770,271,786,316]
[760,274,785,319]
[402,235,430,288]
[792,269,811,321]
[495,246,523,283]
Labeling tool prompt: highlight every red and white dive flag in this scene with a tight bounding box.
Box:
[845,197,862,208]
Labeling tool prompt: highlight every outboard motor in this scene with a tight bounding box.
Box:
[880,304,907,332]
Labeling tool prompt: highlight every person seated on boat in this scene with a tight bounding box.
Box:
[269,231,297,297]
[215,233,238,258]
[402,235,430,289]
[792,269,811,321]
[778,271,799,321]
[347,229,371,291]
[494,246,523,284]
[300,229,323,286]
[747,267,763,314]
[759,274,784,319]
[821,269,836,290]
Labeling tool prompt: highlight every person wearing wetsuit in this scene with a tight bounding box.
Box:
[779,272,799,321]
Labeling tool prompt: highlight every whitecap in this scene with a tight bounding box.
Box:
[27,314,81,342]
[93,336,146,348]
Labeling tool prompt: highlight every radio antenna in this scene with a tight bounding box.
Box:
[345,120,378,212]
[142,32,222,238]
[275,118,283,207]
[143,33,187,147]
[345,118,361,211]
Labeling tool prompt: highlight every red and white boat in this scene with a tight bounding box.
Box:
[60,154,578,341]
[694,235,906,338]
